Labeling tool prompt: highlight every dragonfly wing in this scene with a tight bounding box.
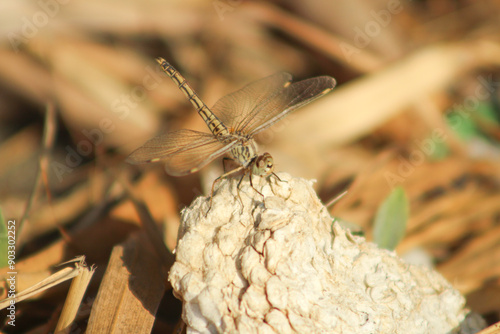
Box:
[126,129,236,176]
[242,76,336,135]
[211,72,293,130]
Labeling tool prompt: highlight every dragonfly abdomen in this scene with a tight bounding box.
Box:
[156,58,229,137]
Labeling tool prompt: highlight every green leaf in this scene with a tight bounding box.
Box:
[0,208,8,268]
[447,112,480,141]
[436,101,500,158]
[429,140,450,161]
[477,102,500,125]
[446,101,499,142]
[373,187,409,250]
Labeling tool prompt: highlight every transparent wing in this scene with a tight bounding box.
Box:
[211,72,293,131]
[243,76,336,135]
[126,129,237,176]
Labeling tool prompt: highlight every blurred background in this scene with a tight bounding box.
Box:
[1,0,500,332]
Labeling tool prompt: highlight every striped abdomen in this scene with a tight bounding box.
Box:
[156,58,229,138]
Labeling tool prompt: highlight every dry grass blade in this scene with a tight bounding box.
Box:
[0,256,91,309]
[477,321,500,334]
[55,260,96,333]
[121,176,176,273]
[19,103,57,245]
[243,2,385,72]
[21,170,109,243]
[86,234,167,333]
[281,42,500,149]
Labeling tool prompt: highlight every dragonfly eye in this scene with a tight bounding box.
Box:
[252,153,274,176]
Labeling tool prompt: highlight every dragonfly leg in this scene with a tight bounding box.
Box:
[272,172,287,183]
[236,173,247,214]
[248,171,265,206]
[206,166,245,216]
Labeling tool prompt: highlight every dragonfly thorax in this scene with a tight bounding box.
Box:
[229,138,259,167]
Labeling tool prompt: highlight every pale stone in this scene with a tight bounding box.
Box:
[169,173,485,334]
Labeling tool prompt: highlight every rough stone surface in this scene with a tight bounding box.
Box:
[169,173,485,334]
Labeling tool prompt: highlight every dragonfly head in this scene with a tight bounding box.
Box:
[252,153,274,176]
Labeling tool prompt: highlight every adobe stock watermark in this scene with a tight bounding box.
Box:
[384,129,447,187]
[212,0,243,21]
[50,64,167,182]
[7,0,72,53]
[384,74,499,188]
[445,75,499,129]
[340,0,407,63]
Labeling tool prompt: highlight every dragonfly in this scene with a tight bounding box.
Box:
[127,57,336,211]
